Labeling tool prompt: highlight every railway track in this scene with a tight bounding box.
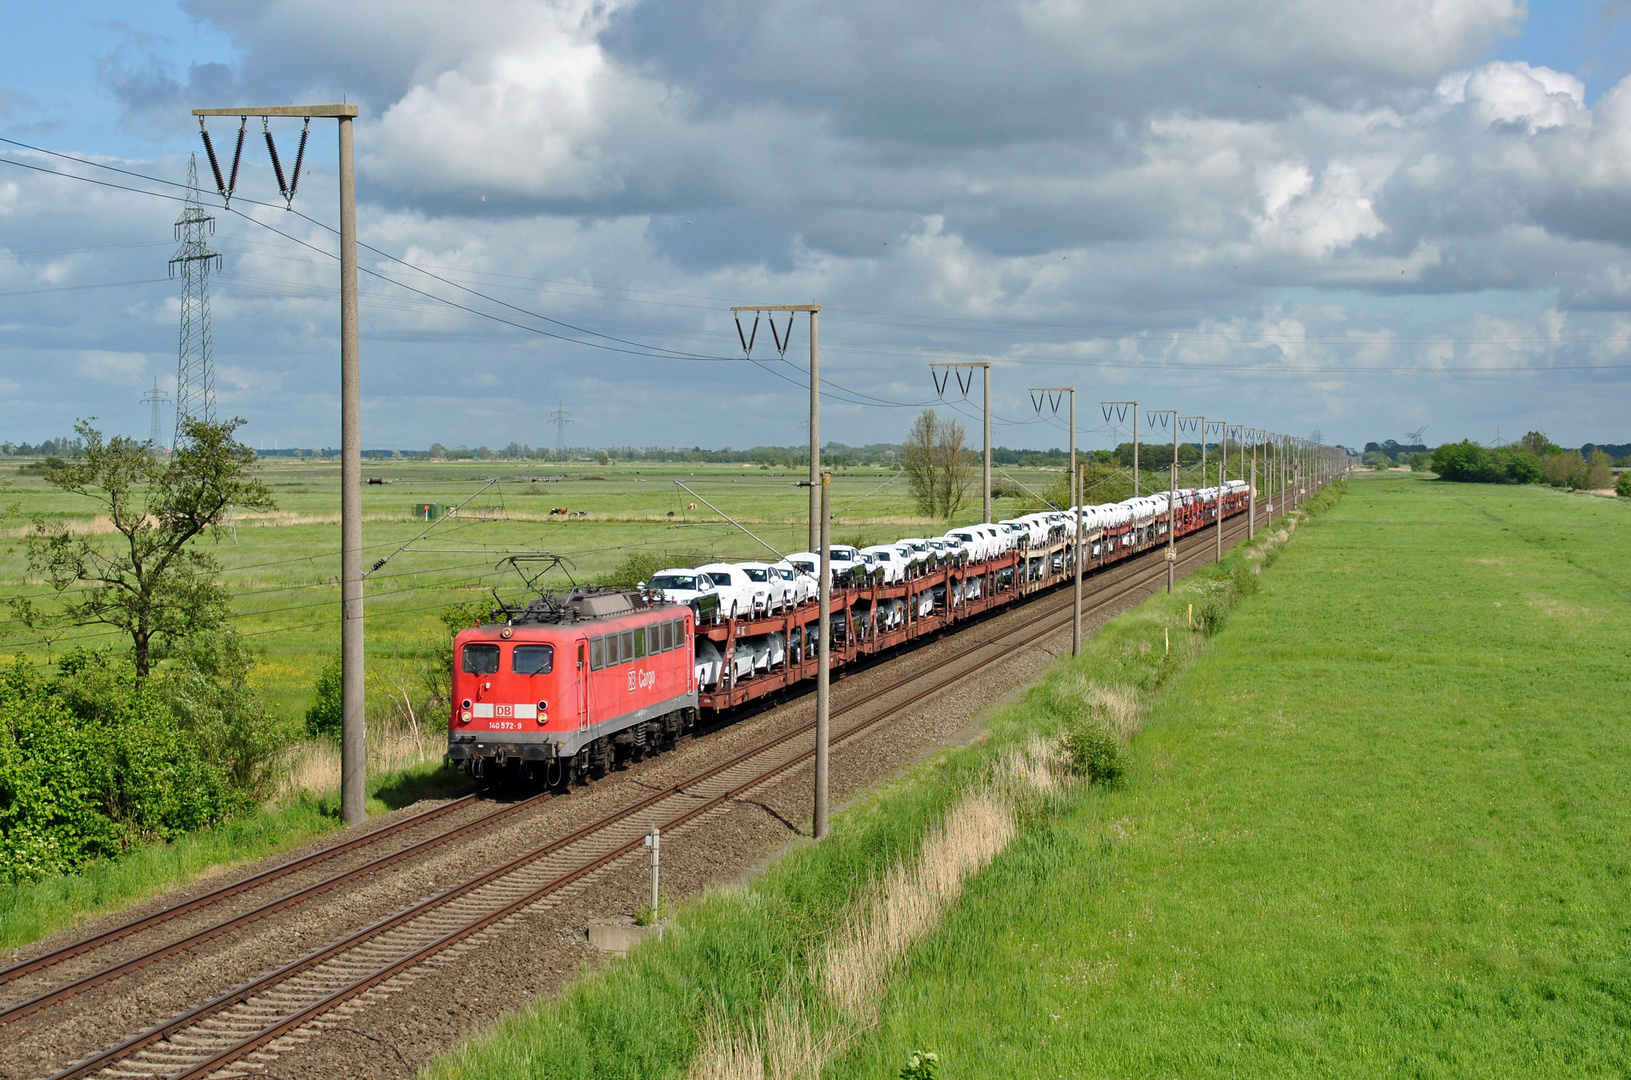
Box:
[0,794,484,992]
[30,506,1275,1080]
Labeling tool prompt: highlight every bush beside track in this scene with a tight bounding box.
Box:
[424,486,1343,1080]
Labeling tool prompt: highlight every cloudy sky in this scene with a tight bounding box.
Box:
[2,0,1629,452]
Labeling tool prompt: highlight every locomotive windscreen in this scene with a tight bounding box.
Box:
[462,643,500,674]
[513,645,554,675]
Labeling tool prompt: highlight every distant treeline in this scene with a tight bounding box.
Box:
[1,438,85,457]
[1430,432,1628,494]
[1364,438,1629,464]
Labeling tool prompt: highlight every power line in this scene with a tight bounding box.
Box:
[4,135,1631,378]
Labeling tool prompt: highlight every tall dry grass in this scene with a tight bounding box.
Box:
[274,703,444,802]
[687,743,1064,1080]
[820,789,1015,1026]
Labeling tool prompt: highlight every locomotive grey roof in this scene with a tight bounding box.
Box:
[496,586,674,627]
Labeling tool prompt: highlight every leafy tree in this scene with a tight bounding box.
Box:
[1585,449,1614,490]
[1519,430,1558,457]
[903,409,973,519]
[25,418,274,676]
[163,631,292,801]
[1617,470,1631,498]
[1541,449,1590,489]
[1502,449,1543,484]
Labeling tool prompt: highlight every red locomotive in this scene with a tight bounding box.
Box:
[446,585,698,784]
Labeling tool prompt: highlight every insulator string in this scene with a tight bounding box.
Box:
[263,117,288,198]
[286,119,310,205]
[198,120,227,197]
[226,118,247,207]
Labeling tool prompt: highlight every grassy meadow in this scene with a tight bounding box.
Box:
[832,476,1631,1078]
[426,475,1631,1079]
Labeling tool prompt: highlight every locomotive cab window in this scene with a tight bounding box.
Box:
[513,645,554,675]
[461,643,500,675]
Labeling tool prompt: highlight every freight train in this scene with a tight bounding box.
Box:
[447,482,1256,784]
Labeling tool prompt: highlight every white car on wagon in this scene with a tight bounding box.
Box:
[771,560,818,605]
[731,562,792,615]
[859,544,908,585]
[693,563,757,620]
[644,568,724,622]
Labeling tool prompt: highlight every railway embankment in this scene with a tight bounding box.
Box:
[424,484,1349,1080]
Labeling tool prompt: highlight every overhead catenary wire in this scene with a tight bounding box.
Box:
[2,138,1627,373]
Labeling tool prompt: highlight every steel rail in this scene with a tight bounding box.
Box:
[47,508,1264,1080]
[0,793,483,990]
[0,792,555,1025]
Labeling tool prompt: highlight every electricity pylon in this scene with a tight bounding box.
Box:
[169,154,220,445]
[142,378,170,454]
[548,402,573,461]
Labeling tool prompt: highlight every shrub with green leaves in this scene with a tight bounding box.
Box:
[164,632,294,802]
[900,1050,942,1079]
[1063,715,1126,786]
[304,654,343,740]
[1044,685,1128,786]
[0,657,229,883]
[594,552,675,589]
[1617,470,1631,498]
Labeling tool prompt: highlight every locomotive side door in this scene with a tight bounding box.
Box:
[577,638,591,732]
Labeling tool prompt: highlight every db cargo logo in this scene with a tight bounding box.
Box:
[627,668,656,692]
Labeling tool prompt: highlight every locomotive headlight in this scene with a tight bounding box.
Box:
[459,710,472,724]
[461,698,472,711]
[536,700,549,725]
[537,699,548,711]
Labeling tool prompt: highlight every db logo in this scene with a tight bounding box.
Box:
[495,704,514,718]
[627,668,656,692]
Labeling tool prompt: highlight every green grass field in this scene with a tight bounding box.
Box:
[830,476,1631,1078]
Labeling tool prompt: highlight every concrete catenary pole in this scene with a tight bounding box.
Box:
[1178,415,1203,591]
[1248,428,1258,541]
[930,361,991,520]
[1074,458,1082,654]
[732,303,819,549]
[1100,400,1139,498]
[1145,409,1177,593]
[983,363,992,524]
[337,112,364,827]
[1215,421,1227,564]
[814,473,831,840]
[809,311,820,551]
[194,102,365,826]
[1030,387,1079,655]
